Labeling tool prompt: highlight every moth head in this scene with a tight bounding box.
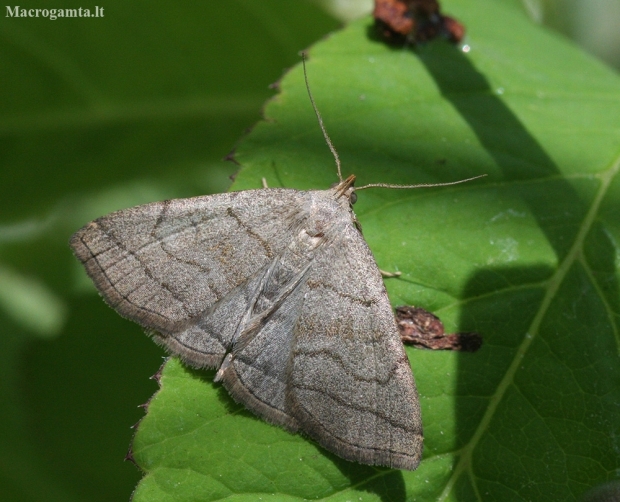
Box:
[331,174,358,205]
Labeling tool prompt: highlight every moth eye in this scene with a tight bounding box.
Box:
[350,191,357,204]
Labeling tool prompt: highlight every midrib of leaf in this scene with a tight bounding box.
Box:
[437,152,620,501]
[579,158,620,354]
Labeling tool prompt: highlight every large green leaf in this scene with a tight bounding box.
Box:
[131,0,620,500]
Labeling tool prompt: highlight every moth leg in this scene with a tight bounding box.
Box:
[380,269,401,278]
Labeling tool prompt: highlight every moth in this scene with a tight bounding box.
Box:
[70,57,481,470]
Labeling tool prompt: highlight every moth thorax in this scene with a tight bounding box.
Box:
[296,228,324,251]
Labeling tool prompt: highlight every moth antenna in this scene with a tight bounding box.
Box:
[356,174,487,191]
[301,52,343,182]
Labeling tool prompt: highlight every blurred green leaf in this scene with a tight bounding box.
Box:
[0,264,67,337]
[132,0,620,500]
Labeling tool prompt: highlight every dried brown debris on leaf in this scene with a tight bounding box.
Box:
[373,0,465,45]
[396,306,482,352]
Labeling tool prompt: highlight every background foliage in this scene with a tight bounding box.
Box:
[1,1,619,501]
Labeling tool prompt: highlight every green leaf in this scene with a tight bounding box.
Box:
[132,0,620,500]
